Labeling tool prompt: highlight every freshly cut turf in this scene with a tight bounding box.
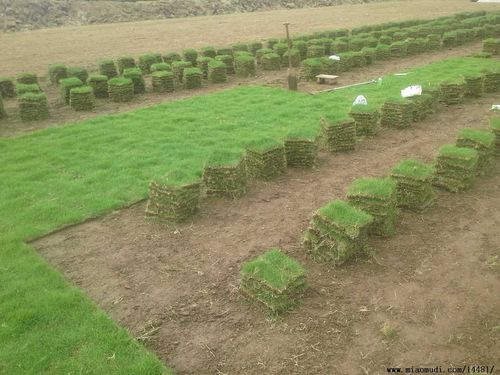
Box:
[391,159,435,211]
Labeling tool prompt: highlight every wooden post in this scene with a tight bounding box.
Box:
[283,22,298,91]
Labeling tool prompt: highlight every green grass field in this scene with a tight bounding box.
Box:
[0,57,498,374]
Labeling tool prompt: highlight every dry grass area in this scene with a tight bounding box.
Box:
[1,0,499,76]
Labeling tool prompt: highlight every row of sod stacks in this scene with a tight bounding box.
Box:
[240,249,307,316]
[183,68,203,89]
[407,93,435,122]
[67,67,88,83]
[483,38,500,55]
[484,71,500,93]
[284,131,318,168]
[108,77,134,102]
[216,55,234,74]
[380,98,414,128]
[87,75,108,98]
[300,59,322,81]
[152,71,175,93]
[439,80,465,105]
[0,77,15,98]
[261,53,281,71]
[196,57,212,78]
[349,105,379,136]
[70,86,95,111]
[321,117,356,152]
[117,56,136,74]
[390,159,435,211]
[172,61,192,82]
[203,151,246,198]
[99,60,118,79]
[48,64,67,85]
[146,175,202,223]
[123,68,145,94]
[16,83,40,96]
[303,200,373,265]
[491,117,500,156]
[464,74,484,97]
[234,56,256,77]
[18,92,49,121]
[59,77,83,104]
[347,178,399,237]
[433,144,478,192]
[208,60,227,83]
[456,128,495,175]
[17,73,38,85]
[245,139,287,180]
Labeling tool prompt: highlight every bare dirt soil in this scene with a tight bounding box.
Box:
[35,96,500,375]
[1,0,499,77]
[0,42,487,137]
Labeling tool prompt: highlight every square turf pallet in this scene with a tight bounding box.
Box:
[380,98,414,128]
[439,80,466,105]
[151,71,175,93]
[0,77,15,98]
[245,139,287,180]
[59,77,83,104]
[108,77,134,102]
[203,151,247,199]
[123,68,146,94]
[70,86,95,111]
[456,128,495,175]
[490,116,500,156]
[18,92,49,121]
[349,105,380,136]
[284,133,318,169]
[432,144,479,192]
[321,117,356,152]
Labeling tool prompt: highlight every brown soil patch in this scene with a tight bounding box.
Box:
[35,96,500,374]
[1,0,499,77]
[0,42,487,137]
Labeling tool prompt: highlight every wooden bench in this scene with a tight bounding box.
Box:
[316,74,339,85]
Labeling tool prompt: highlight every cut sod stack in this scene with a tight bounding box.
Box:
[303,199,373,264]
[16,83,40,96]
[256,48,273,64]
[490,117,500,156]
[183,68,203,89]
[347,178,399,237]
[183,49,198,67]
[433,144,479,192]
[284,129,318,168]
[483,71,500,93]
[18,92,49,121]
[70,86,95,111]
[208,60,227,83]
[0,77,15,98]
[261,53,281,71]
[108,77,134,102]
[234,55,256,77]
[163,52,181,64]
[283,49,301,67]
[407,93,435,122]
[138,53,159,74]
[172,61,192,82]
[123,68,145,94]
[216,55,234,74]
[48,64,67,85]
[427,34,442,50]
[240,249,307,316]
[150,63,171,73]
[464,74,484,98]
[245,138,287,180]
[67,67,88,83]
[151,71,175,93]
[483,38,500,55]
[380,98,414,128]
[375,44,391,60]
[390,41,407,58]
[99,60,118,79]
[439,80,465,105]
[17,72,38,85]
[293,40,308,60]
[349,104,380,136]
[248,41,263,56]
[456,128,495,175]
[117,56,136,74]
[390,159,435,211]
[300,58,322,81]
[203,150,247,198]
[145,172,202,223]
[59,77,83,104]
[0,95,5,119]
[321,117,356,152]
[196,56,212,79]
[87,75,108,98]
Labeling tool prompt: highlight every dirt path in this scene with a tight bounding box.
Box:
[0,42,487,137]
[1,0,499,77]
[35,95,500,374]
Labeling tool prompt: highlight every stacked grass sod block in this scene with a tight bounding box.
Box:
[183,48,198,67]
[15,83,40,96]
[138,53,158,74]
[347,178,399,237]
[321,117,356,152]
[240,249,307,316]
[300,58,322,81]
[201,46,217,58]
[390,159,435,211]
[98,59,118,79]
[380,98,414,129]
[442,31,458,48]
[426,34,442,50]
[0,95,5,119]
[150,63,171,73]
[267,38,279,49]
[208,60,227,83]
[87,74,108,98]
[145,172,202,223]
[407,93,435,122]
[349,104,379,136]
[482,38,500,55]
[338,52,355,72]
[261,53,281,71]
[183,67,203,89]
[456,128,495,175]
[203,150,246,198]
[215,55,234,74]
[123,67,146,94]
[48,64,67,85]
[389,41,408,58]
[361,47,376,65]
[273,43,288,60]
[432,144,479,192]
[16,72,38,85]
[245,138,287,180]
[283,49,301,67]
[483,71,500,93]
[293,40,308,60]
[117,56,136,74]
[248,41,263,56]
[439,80,465,105]
[196,57,212,79]
[464,74,484,98]
[303,200,373,264]
[232,43,249,53]
[216,47,233,56]
[70,86,95,111]
[172,61,193,82]
[234,55,256,77]
[163,52,181,64]
[59,77,83,104]
[18,92,49,121]
[319,57,339,75]
[256,48,273,64]
[108,77,134,102]
[67,67,88,83]
[490,117,500,156]
[284,128,318,168]
[151,71,175,93]
[306,45,324,58]
[0,77,15,98]
[375,44,391,60]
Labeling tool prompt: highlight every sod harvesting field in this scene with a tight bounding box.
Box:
[0,57,498,373]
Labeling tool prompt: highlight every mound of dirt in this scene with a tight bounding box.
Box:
[0,0,379,32]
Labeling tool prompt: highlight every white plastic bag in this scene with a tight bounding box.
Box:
[492,104,500,111]
[353,95,368,105]
[329,55,341,61]
[401,85,422,98]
